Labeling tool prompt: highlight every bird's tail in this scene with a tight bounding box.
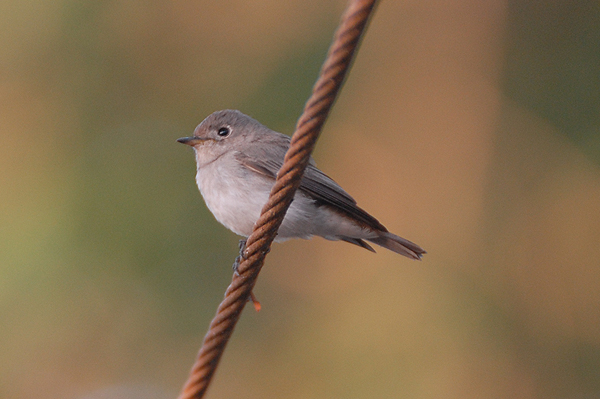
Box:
[367,232,426,260]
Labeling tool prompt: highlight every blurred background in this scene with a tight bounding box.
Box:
[1,1,599,398]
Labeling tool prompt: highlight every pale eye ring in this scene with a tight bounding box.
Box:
[217,127,230,137]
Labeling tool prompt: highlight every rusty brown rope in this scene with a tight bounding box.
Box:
[177,0,378,398]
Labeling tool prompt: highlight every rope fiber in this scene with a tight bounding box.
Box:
[177,1,378,397]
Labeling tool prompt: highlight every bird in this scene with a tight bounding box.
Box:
[177,109,425,260]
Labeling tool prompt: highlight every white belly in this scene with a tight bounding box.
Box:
[196,157,270,237]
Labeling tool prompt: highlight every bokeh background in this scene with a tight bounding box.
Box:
[2,1,599,398]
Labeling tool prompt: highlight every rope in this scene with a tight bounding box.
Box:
[177,1,378,397]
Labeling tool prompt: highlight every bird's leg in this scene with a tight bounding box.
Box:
[232,239,247,274]
[231,239,261,311]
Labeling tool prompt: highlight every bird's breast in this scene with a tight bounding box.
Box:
[195,158,271,237]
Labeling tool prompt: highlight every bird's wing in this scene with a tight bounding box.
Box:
[235,139,386,230]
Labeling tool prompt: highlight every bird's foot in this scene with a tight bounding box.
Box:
[231,239,260,311]
[232,239,247,274]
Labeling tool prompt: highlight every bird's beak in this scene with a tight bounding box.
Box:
[177,136,206,146]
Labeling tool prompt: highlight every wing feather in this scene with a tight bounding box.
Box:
[234,136,385,231]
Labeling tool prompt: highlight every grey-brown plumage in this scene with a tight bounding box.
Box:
[178,110,425,260]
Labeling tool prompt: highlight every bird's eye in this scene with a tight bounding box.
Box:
[217,127,230,137]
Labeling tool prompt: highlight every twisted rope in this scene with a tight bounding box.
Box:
[178,1,378,397]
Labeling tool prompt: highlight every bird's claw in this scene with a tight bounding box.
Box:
[232,239,247,274]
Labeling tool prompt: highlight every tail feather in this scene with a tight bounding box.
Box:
[340,237,376,253]
[367,232,425,260]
